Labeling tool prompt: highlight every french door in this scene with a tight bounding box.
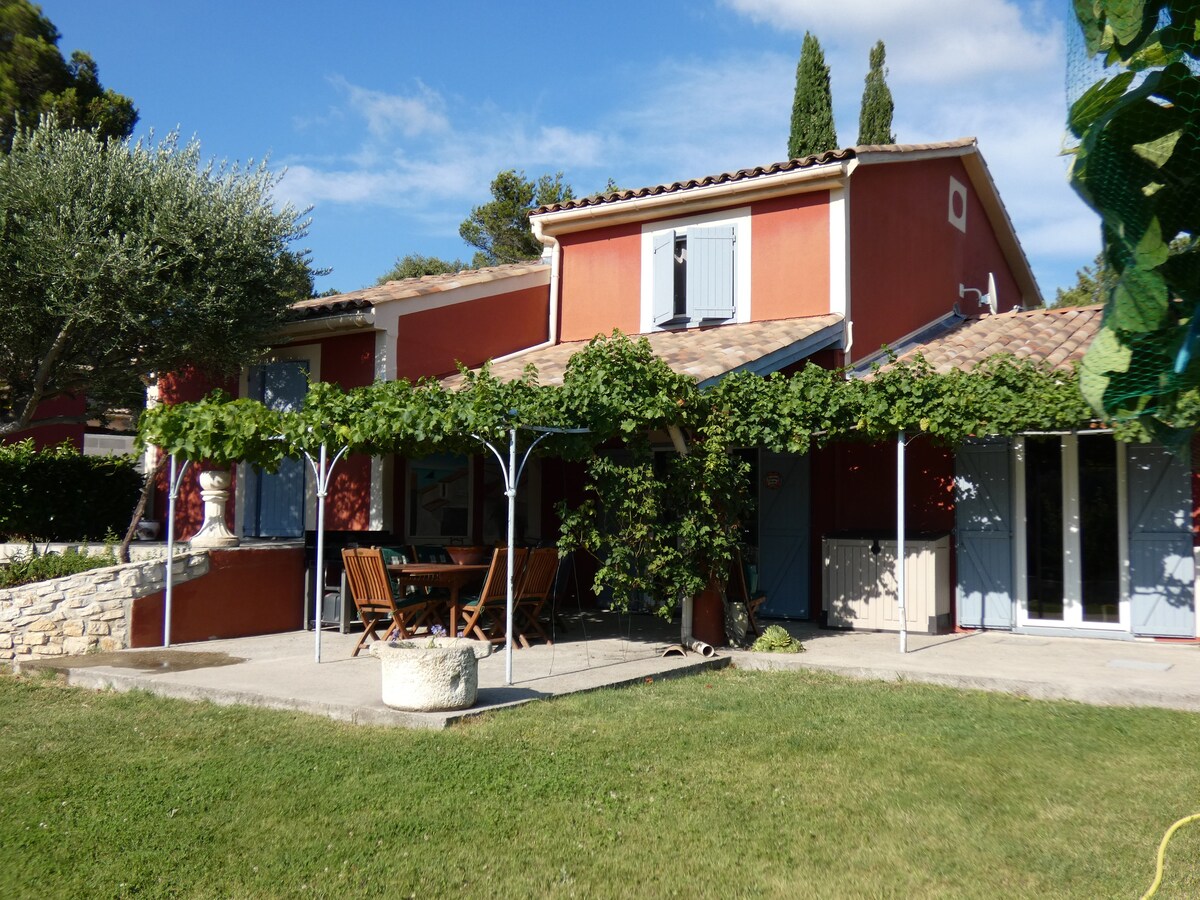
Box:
[1014,434,1129,630]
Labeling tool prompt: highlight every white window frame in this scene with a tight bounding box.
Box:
[1013,434,1131,631]
[639,207,751,332]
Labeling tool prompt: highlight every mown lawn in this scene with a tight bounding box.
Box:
[1,668,1198,899]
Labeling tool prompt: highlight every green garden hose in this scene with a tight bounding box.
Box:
[1140,812,1200,899]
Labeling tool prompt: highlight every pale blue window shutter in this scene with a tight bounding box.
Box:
[250,360,309,538]
[652,230,676,325]
[955,439,1014,629]
[1127,444,1195,637]
[686,224,736,321]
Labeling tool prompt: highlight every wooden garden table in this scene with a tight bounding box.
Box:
[387,563,489,634]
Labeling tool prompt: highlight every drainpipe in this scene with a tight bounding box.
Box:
[668,425,715,657]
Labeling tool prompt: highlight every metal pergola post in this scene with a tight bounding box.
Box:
[303,442,349,663]
[897,430,908,655]
[474,422,588,685]
[163,452,192,649]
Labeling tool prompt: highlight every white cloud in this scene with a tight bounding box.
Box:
[276,165,400,207]
[278,91,605,213]
[288,7,1094,296]
[602,53,795,181]
[712,1,1094,294]
[722,0,1061,82]
[330,76,449,138]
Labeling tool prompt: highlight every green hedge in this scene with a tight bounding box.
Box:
[0,440,143,542]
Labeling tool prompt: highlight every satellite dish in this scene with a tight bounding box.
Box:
[957,275,1000,315]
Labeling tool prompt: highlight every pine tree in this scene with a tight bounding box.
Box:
[0,0,137,152]
[459,169,573,266]
[857,40,896,146]
[1054,253,1109,307]
[788,32,836,159]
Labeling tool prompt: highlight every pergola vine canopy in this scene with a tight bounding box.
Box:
[138,332,1131,618]
[139,331,1111,464]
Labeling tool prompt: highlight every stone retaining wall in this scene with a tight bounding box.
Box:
[0,553,209,662]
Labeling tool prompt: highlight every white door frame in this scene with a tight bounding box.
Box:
[1014,433,1131,631]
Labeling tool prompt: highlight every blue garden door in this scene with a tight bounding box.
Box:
[1127,444,1195,637]
[757,451,811,618]
[245,360,309,538]
[955,439,1014,629]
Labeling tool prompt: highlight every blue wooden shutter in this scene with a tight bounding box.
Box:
[758,451,811,618]
[686,224,736,321]
[955,439,1013,629]
[243,367,266,529]
[1127,444,1195,637]
[251,360,309,538]
[652,230,676,325]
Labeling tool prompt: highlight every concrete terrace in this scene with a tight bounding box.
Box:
[16,617,1200,728]
[17,612,723,729]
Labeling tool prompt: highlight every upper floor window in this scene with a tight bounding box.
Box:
[641,209,750,331]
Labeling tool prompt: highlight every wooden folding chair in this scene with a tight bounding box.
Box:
[457,547,529,644]
[341,547,432,656]
[730,547,767,638]
[514,547,560,647]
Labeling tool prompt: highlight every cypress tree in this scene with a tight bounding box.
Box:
[857,40,896,145]
[787,32,837,159]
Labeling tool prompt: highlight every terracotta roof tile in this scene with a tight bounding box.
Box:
[533,139,977,215]
[289,262,549,318]
[442,315,844,388]
[891,305,1102,373]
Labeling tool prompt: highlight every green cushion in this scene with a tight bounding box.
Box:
[392,594,429,610]
[414,545,452,564]
[379,546,417,599]
[380,546,410,566]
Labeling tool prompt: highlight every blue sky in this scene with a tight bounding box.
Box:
[46,0,1096,300]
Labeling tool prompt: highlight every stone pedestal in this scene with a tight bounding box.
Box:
[189,469,239,548]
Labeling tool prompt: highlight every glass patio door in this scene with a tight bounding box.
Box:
[1015,434,1128,630]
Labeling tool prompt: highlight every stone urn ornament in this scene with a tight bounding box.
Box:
[189,469,240,548]
[371,637,493,712]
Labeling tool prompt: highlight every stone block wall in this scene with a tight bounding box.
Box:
[0,553,209,662]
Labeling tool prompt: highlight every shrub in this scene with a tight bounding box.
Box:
[0,440,142,541]
[0,545,117,588]
[751,624,805,653]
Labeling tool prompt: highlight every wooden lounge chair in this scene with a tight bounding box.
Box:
[341,547,433,656]
[514,547,560,647]
[729,547,767,638]
[457,547,529,644]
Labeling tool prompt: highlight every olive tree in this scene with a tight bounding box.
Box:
[0,117,315,437]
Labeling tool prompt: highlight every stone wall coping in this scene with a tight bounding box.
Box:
[0,552,209,595]
[0,539,301,565]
